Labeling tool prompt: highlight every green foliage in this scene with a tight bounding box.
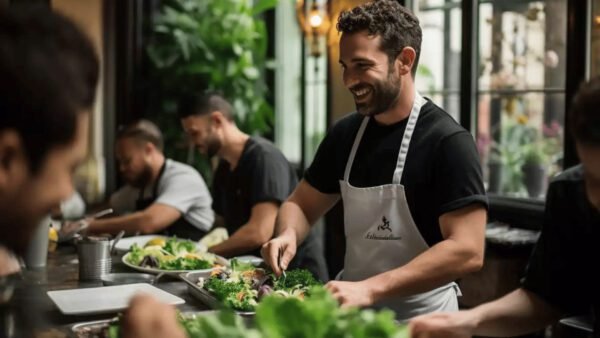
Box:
[183,310,261,338]
[416,64,435,93]
[204,277,247,303]
[145,0,277,176]
[489,116,557,195]
[108,287,407,338]
[230,258,256,272]
[160,256,213,270]
[521,143,549,166]
[127,243,145,265]
[163,238,197,256]
[255,287,408,338]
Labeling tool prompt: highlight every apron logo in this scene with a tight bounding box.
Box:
[377,216,391,232]
[365,216,402,240]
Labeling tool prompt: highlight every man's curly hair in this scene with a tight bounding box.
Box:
[571,77,600,146]
[337,0,422,77]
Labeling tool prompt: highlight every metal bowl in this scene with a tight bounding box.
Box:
[101,273,156,286]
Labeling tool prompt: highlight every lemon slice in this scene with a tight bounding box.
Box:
[48,227,58,242]
[145,237,166,248]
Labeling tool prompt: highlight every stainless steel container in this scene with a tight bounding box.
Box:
[76,236,111,281]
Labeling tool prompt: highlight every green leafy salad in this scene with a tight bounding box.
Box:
[106,287,408,338]
[125,237,220,271]
[198,260,320,312]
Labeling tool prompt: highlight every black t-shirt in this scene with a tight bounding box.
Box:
[212,136,329,281]
[305,99,488,246]
[522,165,599,333]
[213,136,298,232]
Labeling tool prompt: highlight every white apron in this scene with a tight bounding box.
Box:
[338,92,460,321]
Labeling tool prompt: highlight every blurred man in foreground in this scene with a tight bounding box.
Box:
[0,7,184,338]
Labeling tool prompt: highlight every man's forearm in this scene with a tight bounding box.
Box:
[87,212,150,235]
[275,200,312,245]
[209,224,265,257]
[366,238,483,302]
[470,288,561,337]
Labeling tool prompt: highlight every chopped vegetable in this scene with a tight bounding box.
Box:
[272,269,319,289]
[200,264,321,312]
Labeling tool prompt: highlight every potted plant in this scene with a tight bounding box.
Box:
[521,142,549,198]
[145,0,278,182]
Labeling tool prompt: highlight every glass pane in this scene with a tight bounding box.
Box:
[414,0,462,120]
[592,0,600,77]
[477,0,567,200]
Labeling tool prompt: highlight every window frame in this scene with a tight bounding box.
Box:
[412,0,591,228]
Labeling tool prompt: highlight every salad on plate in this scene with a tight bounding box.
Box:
[123,237,225,273]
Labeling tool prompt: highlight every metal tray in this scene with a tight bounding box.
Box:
[70,311,220,337]
[71,318,117,338]
[179,271,255,316]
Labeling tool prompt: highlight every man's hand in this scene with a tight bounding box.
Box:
[409,311,478,338]
[121,295,187,338]
[325,280,376,308]
[261,228,297,277]
[59,218,90,240]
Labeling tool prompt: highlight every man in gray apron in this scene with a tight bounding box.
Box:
[262,0,487,321]
[81,120,214,240]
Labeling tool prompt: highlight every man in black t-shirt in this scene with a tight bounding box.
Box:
[262,0,487,321]
[410,78,600,337]
[179,92,328,281]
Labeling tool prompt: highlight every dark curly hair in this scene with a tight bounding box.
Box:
[0,6,99,173]
[570,77,600,146]
[337,0,422,77]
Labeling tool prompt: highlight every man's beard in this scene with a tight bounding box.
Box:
[128,165,154,188]
[204,136,222,158]
[355,70,402,116]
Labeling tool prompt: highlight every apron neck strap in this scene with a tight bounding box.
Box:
[342,92,426,184]
[343,117,369,181]
[392,92,425,184]
[138,159,168,200]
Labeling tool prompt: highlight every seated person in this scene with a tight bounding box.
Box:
[179,92,329,281]
[82,120,214,240]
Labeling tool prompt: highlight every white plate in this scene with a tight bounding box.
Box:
[47,283,185,315]
[112,235,206,254]
[122,252,229,276]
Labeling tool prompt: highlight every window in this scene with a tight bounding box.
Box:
[592,0,600,77]
[410,0,588,217]
[477,0,567,200]
[414,0,462,120]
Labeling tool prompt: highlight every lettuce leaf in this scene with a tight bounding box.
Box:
[255,286,408,338]
[164,238,197,256]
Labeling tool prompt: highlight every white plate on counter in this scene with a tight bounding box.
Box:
[47,283,185,315]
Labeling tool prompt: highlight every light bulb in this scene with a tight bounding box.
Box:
[309,12,323,28]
